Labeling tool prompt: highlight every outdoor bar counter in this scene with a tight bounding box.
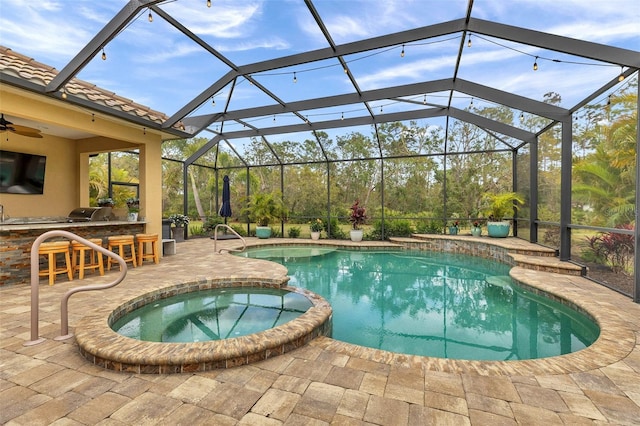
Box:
[0,219,146,286]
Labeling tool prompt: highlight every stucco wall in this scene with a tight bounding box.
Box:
[0,133,78,218]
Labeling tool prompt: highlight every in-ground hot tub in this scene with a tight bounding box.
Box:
[74,279,332,373]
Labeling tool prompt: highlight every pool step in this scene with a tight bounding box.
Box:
[390,236,585,276]
[509,253,585,276]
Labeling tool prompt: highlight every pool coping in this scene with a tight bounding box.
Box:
[74,276,333,374]
[74,237,636,375]
[242,238,636,376]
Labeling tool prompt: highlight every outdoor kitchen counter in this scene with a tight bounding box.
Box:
[0,220,147,286]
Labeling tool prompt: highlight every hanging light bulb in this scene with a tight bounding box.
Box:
[467,35,471,48]
[293,72,297,83]
[341,112,344,120]
[91,113,95,122]
[148,11,153,22]
[533,56,538,71]
[101,48,106,60]
[423,94,427,105]
[344,68,348,74]
[61,88,67,99]
[380,105,383,113]
[618,66,625,82]
[207,0,211,7]
[607,95,612,106]
[400,44,405,58]
[469,97,474,107]
[520,112,524,122]
[143,127,146,135]
[273,115,276,122]
[211,96,215,106]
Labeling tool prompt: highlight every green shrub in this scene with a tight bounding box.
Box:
[416,219,443,234]
[325,217,347,239]
[230,224,247,237]
[189,224,206,236]
[288,226,301,238]
[203,216,225,233]
[368,219,415,240]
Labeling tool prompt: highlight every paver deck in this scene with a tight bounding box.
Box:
[1,236,639,425]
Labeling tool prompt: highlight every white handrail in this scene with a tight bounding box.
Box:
[25,230,128,346]
[213,224,247,253]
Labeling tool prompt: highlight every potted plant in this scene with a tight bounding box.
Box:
[126,197,140,222]
[482,191,525,238]
[168,214,190,242]
[348,200,367,242]
[310,218,323,240]
[448,220,459,235]
[242,191,287,239]
[471,220,482,237]
[97,197,115,207]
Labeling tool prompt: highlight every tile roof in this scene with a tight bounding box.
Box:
[0,46,174,127]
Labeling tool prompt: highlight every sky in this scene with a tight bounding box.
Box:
[0,0,638,146]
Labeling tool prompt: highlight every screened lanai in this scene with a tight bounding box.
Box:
[1,0,638,301]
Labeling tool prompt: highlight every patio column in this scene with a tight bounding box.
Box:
[138,141,163,238]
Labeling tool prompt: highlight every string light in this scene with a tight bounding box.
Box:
[400,44,405,58]
[207,0,211,7]
[211,96,215,106]
[423,94,427,105]
[341,112,344,120]
[61,88,67,99]
[607,95,612,106]
[380,105,383,113]
[148,11,153,22]
[101,48,106,60]
[273,115,276,122]
[293,72,297,83]
[467,35,471,48]
[143,127,146,135]
[91,113,95,122]
[469,97,474,107]
[533,56,538,71]
[344,68,348,74]
[618,66,625,82]
[520,112,524,122]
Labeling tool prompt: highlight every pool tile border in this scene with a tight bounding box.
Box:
[74,277,333,373]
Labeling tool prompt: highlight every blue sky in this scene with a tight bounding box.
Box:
[0,0,638,145]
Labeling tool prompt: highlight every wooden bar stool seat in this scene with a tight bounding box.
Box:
[107,235,137,270]
[136,233,160,265]
[71,239,105,279]
[38,241,73,285]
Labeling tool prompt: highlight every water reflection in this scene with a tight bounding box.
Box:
[112,288,313,343]
[250,249,599,361]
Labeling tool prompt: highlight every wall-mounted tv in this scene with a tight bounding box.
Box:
[0,150,47,194]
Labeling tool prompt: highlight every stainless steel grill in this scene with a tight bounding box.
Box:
[67,207,109,222]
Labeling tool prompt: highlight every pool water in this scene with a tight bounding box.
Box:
[240,247,600,361]
[111,287,313,343]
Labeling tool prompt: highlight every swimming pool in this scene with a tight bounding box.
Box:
[111,287,314,343]
[239,246,600,361]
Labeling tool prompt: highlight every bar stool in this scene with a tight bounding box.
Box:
[136,233,160,266]
[38,241,73,285]
[71,239,105,279]
[107,235,137,270]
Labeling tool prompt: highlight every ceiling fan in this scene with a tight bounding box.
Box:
[0,114,43,138]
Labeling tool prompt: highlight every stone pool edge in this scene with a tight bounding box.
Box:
[244,238,636,376]
[74,277,332,374]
